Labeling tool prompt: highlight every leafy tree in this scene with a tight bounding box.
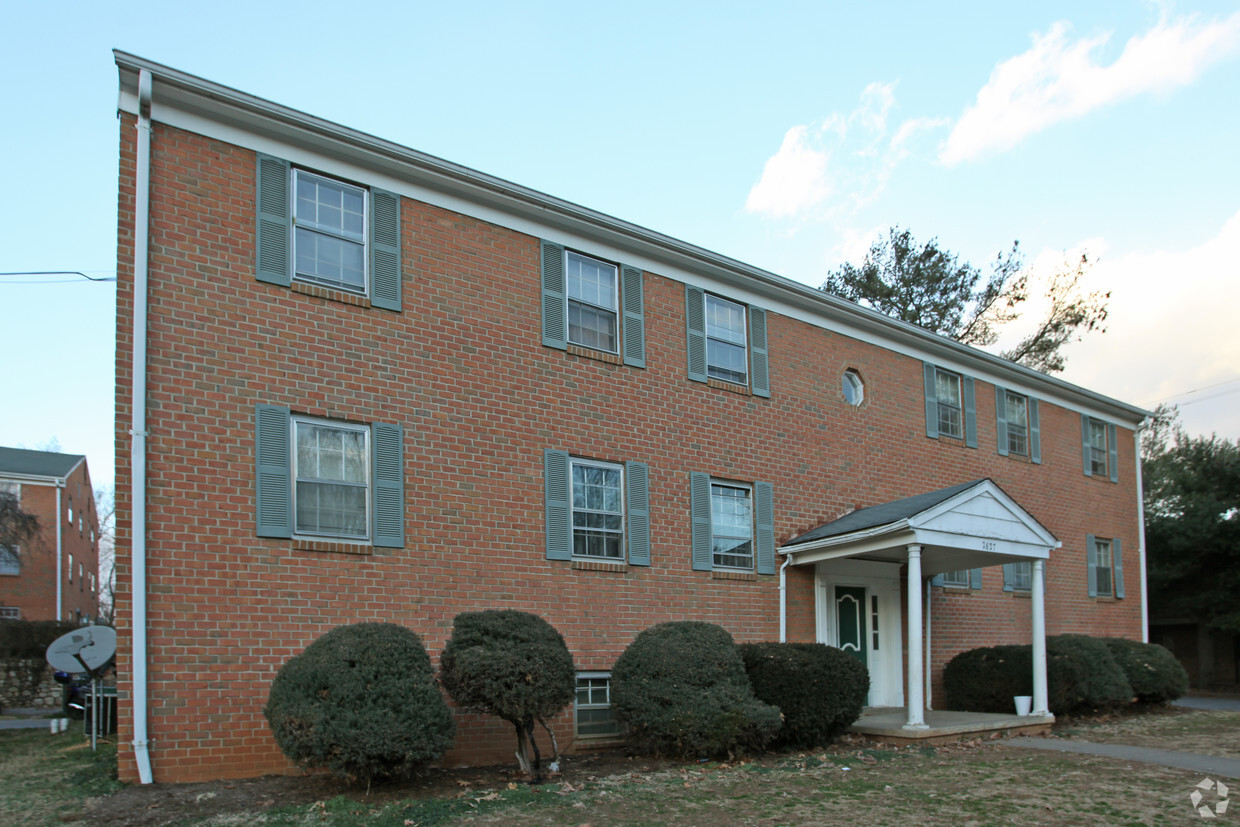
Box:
[822,226,1108,373]
[438,610,575,776]
[1144,423,1240,633]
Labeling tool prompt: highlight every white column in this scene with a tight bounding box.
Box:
[904,544,927,729]
[1031,559,1051,717]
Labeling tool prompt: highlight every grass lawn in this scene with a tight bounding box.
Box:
[3,708,1236,826]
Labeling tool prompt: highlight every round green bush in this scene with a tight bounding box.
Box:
[263,622,454,781]
[438,610,575,747]
[740,642,869,748]
[943,635,1134,715]
[1099,637,1188,703]
[611,621,782,758]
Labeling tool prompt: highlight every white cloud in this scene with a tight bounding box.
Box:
[746,83,944,222]
[743,125,831,218]
[941,12,1240,165]
[1052,211,1240,439]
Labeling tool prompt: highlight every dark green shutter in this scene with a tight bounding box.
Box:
[923,363,938,438]
[621,265,646,368]
[964,377,977,448]
[995,386,1009,456]
[1113,538,1125,598]
[750,307,770,398]
[1029,398,1042,464]
[685,286,707,383]
[755,481,775,574]
[1086,534,1098,597]
[690,472,712,570]
[371,422,404,548]
[1081,415,1093,476]
[370,188,402,311]
[541,241,567,350]
[969,567,983,590]
[255,404,291,537]
[626,461,650,566]
[1002,564,1014,592]
[545,450,571,560]
[256,155,291,286]
[1108,424,1119,483]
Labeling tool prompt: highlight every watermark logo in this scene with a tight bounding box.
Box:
[1191,778,1229,819]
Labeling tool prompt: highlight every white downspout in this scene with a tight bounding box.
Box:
[55,485,63,620]
[778,554,791,642]
[130,67,154,785]
[924,577,932,711]
[1135,429,1149,643]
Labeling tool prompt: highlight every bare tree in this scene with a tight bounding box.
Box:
[0,492,42,568]
[94,486,116,624]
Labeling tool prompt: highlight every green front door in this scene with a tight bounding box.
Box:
[835,585,867,668]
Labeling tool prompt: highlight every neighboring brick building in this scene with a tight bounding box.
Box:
[113,52,1148,784]
[0,447,101,623]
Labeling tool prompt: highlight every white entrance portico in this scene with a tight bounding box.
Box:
[782,479,1061,730]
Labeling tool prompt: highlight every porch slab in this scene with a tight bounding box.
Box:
[850,708,1054,745]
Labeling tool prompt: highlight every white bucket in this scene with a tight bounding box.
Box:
[1014,695,1033,716]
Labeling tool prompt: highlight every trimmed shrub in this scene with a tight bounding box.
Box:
[0,620,80,659]
[438,610,575,774]
[1100,637,1188,703]
[264,622,454,782]
[611,622,781,758]
[740,642,869,748]
[943,635,1133,715]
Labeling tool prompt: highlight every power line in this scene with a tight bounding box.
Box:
[1154,376,1240,404]
[0,271,116,283]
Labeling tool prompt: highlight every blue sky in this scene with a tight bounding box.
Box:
[3,1,1239,492]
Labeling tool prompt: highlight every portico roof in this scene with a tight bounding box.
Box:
[781,479,1060,575]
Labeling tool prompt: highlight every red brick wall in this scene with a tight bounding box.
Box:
[114,119,1142,783]
[0,463,100,622]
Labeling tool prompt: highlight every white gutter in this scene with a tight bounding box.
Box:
[55,485,63,620]
[778,554,791,642]
[1135,429,1149,643]
[130,67,154,785]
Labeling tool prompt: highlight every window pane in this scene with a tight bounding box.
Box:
[294,421,369,539]
[705,295,748,383]
[568,300,618,352]
[571,462,623,559]
[711,484,752,568]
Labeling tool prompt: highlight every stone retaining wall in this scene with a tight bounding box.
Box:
[0,658,61,710]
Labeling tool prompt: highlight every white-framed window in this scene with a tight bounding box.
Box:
[571,459,625,560]
[1088,419,1109,477]
[67,496,73,525]
[935,369,963,439]
[1010,561,1032,591]
[79,563,84,592]
[842,369,865,406]
[0,544,19,576]
[0,607,19,619]
[68,553,73,583]
[940,569,970,587]
[293,168,368,294]
[711,482,753,570]
[566,251,620,353]
[575,672,622,739]
[1093,537,1114,597]
[705,294,748,385]
[293,417,371,541]
[1005,391,1029,456]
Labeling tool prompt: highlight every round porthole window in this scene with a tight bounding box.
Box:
[842,370,865,406]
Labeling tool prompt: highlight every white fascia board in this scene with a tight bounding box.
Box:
[913,529,1054,560]
[0,472,65,486]
[115,51,1148,428]
[782,522,917,564]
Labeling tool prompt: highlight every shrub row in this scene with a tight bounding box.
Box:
[0,620,81,659]
[266,616,871,780]
[943,634,1187,715]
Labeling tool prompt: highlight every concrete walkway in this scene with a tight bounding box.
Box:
[1006,738,1240,780]
[1173,694,1240,712]
[0,708,60,731]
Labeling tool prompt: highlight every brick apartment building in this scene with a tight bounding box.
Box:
[0,447,101,623]
[114,52,1148,784]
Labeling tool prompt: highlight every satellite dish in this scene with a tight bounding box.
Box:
[46,626,117,674]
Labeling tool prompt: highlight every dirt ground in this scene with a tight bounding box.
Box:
[76,706,1237,826]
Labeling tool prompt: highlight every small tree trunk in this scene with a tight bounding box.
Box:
[526,719,542,778]
[512,721,532,775]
